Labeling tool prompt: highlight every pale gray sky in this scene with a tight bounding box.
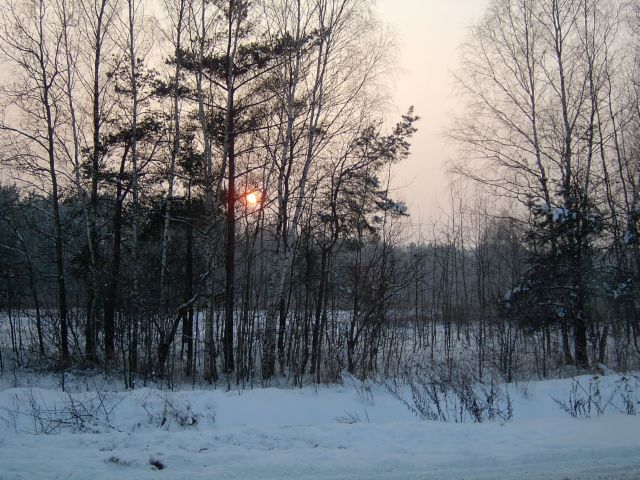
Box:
[375,0,488,229]
[0,0,488,224]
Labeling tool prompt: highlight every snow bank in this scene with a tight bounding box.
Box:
[0,373,638,479]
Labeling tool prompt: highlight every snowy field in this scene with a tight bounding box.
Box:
[0,373,639,479]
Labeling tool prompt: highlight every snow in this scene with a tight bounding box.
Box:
[0,373,639,479]
[623,229,635,245]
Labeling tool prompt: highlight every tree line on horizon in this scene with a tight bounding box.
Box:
[0,0,638,387]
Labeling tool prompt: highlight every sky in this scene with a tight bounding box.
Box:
[374,0,488,231]
[0,0,489,225]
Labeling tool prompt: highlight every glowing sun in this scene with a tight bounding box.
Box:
[246,192,258,205]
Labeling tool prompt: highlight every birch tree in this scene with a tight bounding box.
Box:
[452,0,628,369]
[0,0,70,364]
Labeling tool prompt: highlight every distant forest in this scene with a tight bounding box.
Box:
[0,0,638,387]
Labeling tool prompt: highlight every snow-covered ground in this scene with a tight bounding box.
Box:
[0,373,639,479]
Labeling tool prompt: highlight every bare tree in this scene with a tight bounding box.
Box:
[0,0,70,364]
[452,0,630,370]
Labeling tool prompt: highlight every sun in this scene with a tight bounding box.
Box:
[245,192,258,205]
